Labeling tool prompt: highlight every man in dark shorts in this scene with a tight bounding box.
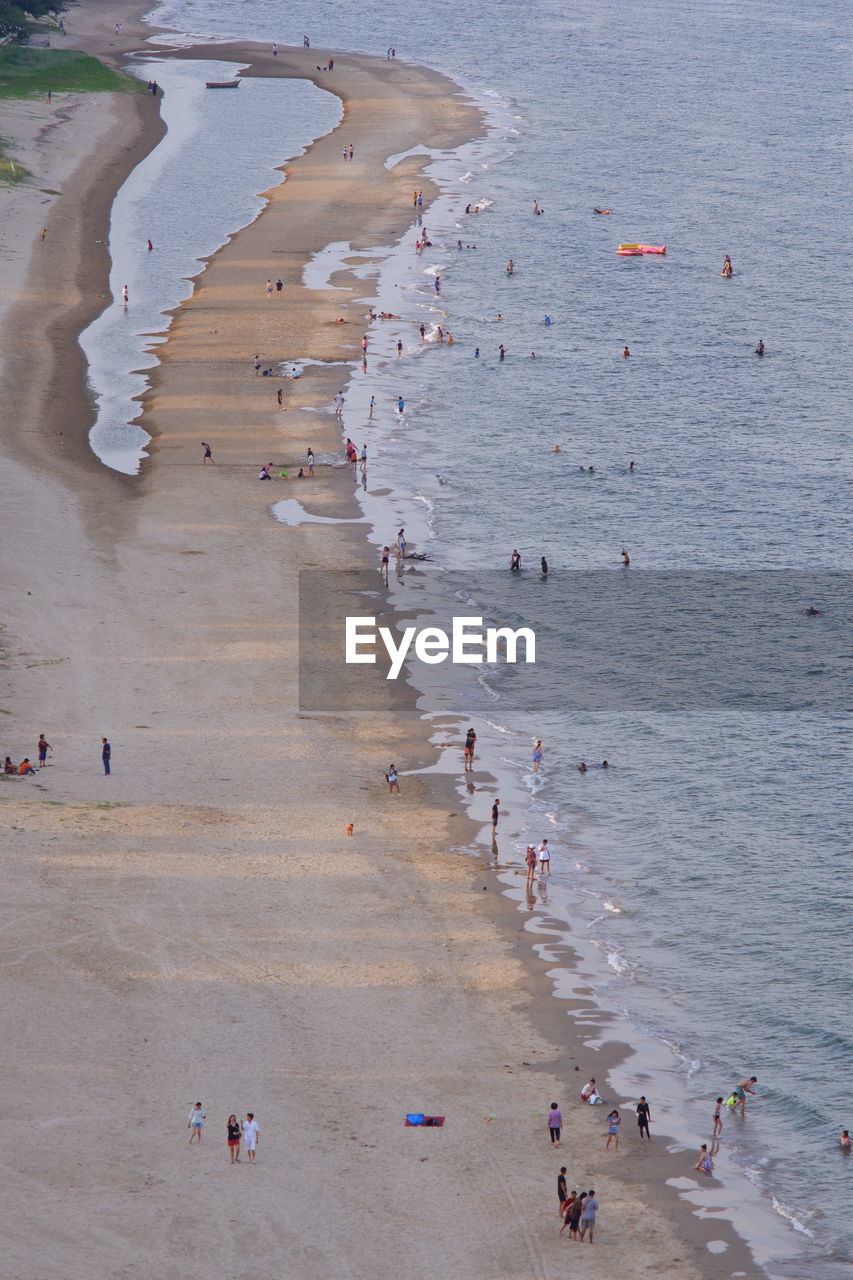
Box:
[464,727,476,769]
[557,1166,568,1213]
[636,1095,652,1141]
[491,798,500,834]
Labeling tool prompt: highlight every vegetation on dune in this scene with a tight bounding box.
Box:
[0,0,67,41]
[0,47,144,98]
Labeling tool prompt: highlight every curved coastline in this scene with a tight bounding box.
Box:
[0,7,793,1278]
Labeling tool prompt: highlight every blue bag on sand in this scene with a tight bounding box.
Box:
[406,1113,425,1126]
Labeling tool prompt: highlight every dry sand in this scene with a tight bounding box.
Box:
[0,6,765,1277]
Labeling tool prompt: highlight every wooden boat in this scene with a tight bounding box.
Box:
[206,80,240,88]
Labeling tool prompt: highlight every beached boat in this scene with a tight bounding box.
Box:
[206,80,240,89]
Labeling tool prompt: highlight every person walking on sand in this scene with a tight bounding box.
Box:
[265,279,273,299]
[202,441,213,464]
[242,1113,259,1162]
[636,1096,652,1141]
[37,734,52,767]
[396,528,406,559]
[525,844,537,883]
[532,739,544,772]
[559,1191,577,1235]
[557,1166,568,1213]
[188,1102,205,1143]
[578,1189,598,1243]
[605,1109,621,1151]
[275,278,283,298]
[307,448,314,476]
[101,737,111,775]
[277,387,284,409]
[254,354,261,375]
[491,798,500,834]
[369,394,376,419]
[334,390,344,417]
[464,726,477,769]
[386,763,400,794]
[713,1096,724,1137]
[122,285,129,307]
[547,1102,563,1146]
[567,1191,586,1240]
[381,545,390,584]
[694,1142,713,1175]
[227,1114,241,1162]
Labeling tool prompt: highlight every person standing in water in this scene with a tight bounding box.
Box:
[532,740,544,772]
[755,338,765,355]
[713,1097,724,1137]
[636,1097,652,1141]
[721,255,733,277]
[731,1076,758,1112]
[621,547,630,566]
[510,549,521,571]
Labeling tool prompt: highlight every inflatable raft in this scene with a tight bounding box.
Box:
[616,243,667,255]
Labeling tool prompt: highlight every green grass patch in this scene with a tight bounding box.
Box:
[0,47,144,99]
[0,140,30,182]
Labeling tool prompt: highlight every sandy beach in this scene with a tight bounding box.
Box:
[0,5,769,1277]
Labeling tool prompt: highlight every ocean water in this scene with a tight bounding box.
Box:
[107,0,851,1273]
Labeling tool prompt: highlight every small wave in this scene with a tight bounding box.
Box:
[770,1195,815,1239]
[606,949,633,976]
[602,900,623,914]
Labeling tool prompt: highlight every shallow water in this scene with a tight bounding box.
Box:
[80,57,340,472]
[106,0,852,1271]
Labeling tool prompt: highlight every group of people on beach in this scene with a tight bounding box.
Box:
[4,734,111,775]
[187,1104,259,1163]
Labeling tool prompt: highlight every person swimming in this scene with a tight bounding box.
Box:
[621,547,630,566]
[622,346,631,357]
[755,338,765,355]
[593,208,613,214]
[544,315,553,326]
[802,606,821,616]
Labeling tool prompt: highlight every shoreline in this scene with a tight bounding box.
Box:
[0,5,799,1276]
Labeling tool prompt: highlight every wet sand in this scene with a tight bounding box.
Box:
[0,5,765,1276]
